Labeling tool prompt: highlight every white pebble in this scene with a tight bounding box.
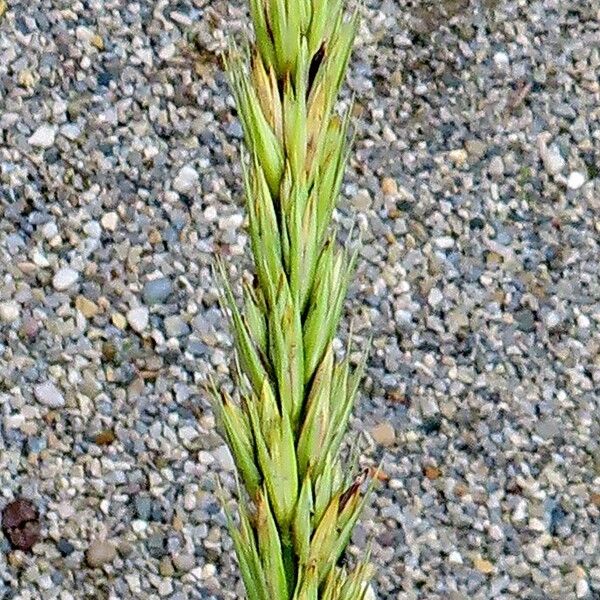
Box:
[395,309,412,324]
[493,51,510,69]
[213,444,235,471]
[489,155,505,177]
[83,221,101,238]
[28,124,57,148]
[524,542,543,563]
[434,236,454,249]
[75,25,93,42]
[56,502,75,519]
[172,553,195,572]
[159,43,176,60]
[101,212,119,231]
[544,311,561,329]
[577,314,590,329]
[34,381,65,408]
[512,498,528,522]
[42,221,59,240]
[126,574,142,594]
[197,450,215,465]
[363,584,376,600]
[132,520,148,534]
[204,206,217,221]
[449,148,468,166]
[183,493,197,511]
[158,580,173,597]
[53,268,79,291]
[528,518,546,532]
[576,579,589,598]
[33,251,50,267]
[38,575,54,590]
[4,415,25,429]
[428,287,443,307]
[127,307,149,333]
[542,144,565,175]
[567,171,586,190]
[0,301,20,323]
[60,124,81,140]
[201,564,216,578]
[173,165,199,194]
[179,426,199,444]
[219,214,244,230]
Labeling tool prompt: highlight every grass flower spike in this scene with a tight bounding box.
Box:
[213,1,374,598]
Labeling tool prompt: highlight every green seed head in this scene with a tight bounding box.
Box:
[215,0,375,598]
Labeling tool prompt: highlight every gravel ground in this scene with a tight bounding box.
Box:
[1,0,599,599]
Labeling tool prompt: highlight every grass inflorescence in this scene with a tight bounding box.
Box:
[211,2,374,598]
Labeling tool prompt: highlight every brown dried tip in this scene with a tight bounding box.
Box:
[2,498,41,551]
[368,466,389,481]
[308,44,326,94]
[339,469,369,513]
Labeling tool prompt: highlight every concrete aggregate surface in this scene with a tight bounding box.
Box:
[0,1,599,598]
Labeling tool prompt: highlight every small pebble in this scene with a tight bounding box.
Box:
[52,268,79,291]
[567,172,586,190]
[164,315,189,338]
[449,148,468,166]
[218,214,244,230]
[474,557,494,574]
[0,301,20,322]
[370,422,396,447]
[524,542,544,563]
[381,177,397,196]
[173,165,199,194]
[363,585,376,600]
[576,579,590,598]
[28,124,56,148]
[542,144,565,175]
[212,445,235,471]
[493,51,510,69]
[172,553,195,572]
[34,381,65,408]
[57,539,75,557]
[101,212,119,231]
[75,296,100,318]
[159,557,175,577]
[428,288,443,307]
[127,307,149,333]
[86,540,116,568]
[489,155,505,177]
[143,278,173,305]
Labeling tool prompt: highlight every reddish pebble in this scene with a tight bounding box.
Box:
[2,498,40,551]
